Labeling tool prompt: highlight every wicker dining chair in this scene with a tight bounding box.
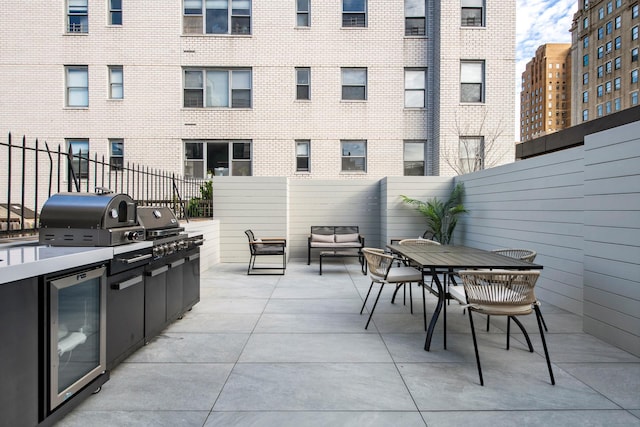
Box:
[360,248,426,330]
[487,249,548,331]
[395,238,441,301]
[457,269,555,386]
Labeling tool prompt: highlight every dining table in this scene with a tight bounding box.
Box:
[386,244,543,351]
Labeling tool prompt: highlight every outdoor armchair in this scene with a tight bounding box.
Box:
[457,269,555,386]
[360,248,426,330]
[244,229,287,275]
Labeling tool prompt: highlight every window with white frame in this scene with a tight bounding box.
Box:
[296,140,310,171]
[183,0,251,35]
[341,140,366,172]
[109,66,123,99]
[405,0,425,35]
[342,0,366,27]
[66,66,88,107]
[297,0,310,26]
[67,139,89,179]
[184,68,251,108]
[405,68,426,107]
[461,0,484,27]
[296,67,310,100]
[460,61,484,103]
[184,140,252,178]
[110,139,124,170]
[459,137,483,174]
[109,0,122,25]
[341,68,367,100]
[404,141,425,176]
[68,0,88,33]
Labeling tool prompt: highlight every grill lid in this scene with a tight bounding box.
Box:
[136,206,183,234]
[40,192,138,229]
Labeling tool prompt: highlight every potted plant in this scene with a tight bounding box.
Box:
[401,183,468,244]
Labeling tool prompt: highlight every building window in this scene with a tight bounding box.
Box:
[632,69,639,84]
[605,81,612,93]
[583,72,589,84]
[461,0,484,26]
[615,36,621,50]
[606,21,613,34]
[68,0,88,33]
[583,36,589,48]
[341,140,366,172]
[297,0,310,26]
[405,0,425,35]
[296,67,310,100]
[632,91,638,106]
[404,141,425,176]
[110,139,124,170]
[583,54,589,66]
[341,68,367,100]
[459,137,484,174]
[597,85,604,97]
[615,16,621,29]
[606,61,612,73]
[66,66,88,107]
[615,56,622,69]
[615,97,621,110]
[460,61,484,103]
[109,0,122,25]
[607,1,613,13]
[342,0,366,27]
[597,65,604,78]
[405,68,426,108]
[183,68,251,108]
[67,139,89,179]
[583,17,589,29]
[633,48,639,62]
[614,76,621,90]
[184,140,251,178]
[598,7,604,19]
[296,140,310,172]
[109,66,123,99]
[597,46,604,59]
[583,91,589,103]
[633,26,639,41]
[183,0,251,35]
[605,41,612,53]
[633,4,639,19]
[597,104,603,116]
[582,109,589,121]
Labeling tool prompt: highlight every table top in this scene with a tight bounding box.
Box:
[387,244,543,270]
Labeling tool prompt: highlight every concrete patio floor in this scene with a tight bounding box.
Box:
[58,259,640,426]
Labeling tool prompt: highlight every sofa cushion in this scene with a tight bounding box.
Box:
[335,233,360,243]
[311,233,334,243]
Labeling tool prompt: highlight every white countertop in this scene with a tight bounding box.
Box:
[0,241,152,285]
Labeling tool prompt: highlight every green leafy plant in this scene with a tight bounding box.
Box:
[401,183,468,245]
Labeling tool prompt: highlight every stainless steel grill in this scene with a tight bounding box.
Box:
[39,191,143,246]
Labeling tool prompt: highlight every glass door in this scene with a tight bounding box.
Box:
[49,266,106,410]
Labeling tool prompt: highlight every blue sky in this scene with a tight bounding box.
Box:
[515,0,577,133]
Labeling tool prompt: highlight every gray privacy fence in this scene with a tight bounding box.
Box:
[211,121,639,357]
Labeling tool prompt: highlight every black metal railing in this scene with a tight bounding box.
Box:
[1,133,213,237]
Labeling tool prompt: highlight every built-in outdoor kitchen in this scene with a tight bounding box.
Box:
[0,190,203,427]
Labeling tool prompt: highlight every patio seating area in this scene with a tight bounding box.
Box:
[58,258,640,427]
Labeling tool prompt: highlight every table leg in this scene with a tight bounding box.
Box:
[424,267,445,351]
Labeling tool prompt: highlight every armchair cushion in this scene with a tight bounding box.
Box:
[335,233,360,243]
[311,233,335,243]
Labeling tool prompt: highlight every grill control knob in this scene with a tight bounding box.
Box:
[124,231,140,241]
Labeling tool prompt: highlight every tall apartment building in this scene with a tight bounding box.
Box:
[0,1,515,180]
[570,0,640,124]
[520,44,572,142]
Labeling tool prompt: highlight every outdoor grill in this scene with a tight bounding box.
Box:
[39,191,143,247]
[136,206,203,258]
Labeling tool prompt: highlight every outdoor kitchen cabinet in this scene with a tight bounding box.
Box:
[0,277,39,427]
